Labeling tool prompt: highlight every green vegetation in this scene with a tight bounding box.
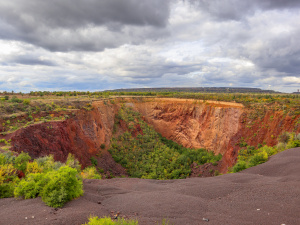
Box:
[83,216,138,225]
[14,165,83,208]
[0,152,101,207]
[83,216,172,225]
[0,93,96,134]
[81,167,102,179]
[1,90,300,135]
[40,166,83,207]
[109,106,221,180]
[0,162,19,198]
[2,89,300,111]
[232,132,300,172]
[102,89,300,112]
[90,157,98,167]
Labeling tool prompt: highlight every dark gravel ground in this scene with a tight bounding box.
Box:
[1,148,300,225]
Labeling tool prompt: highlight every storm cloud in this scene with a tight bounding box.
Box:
[0,0,299,92]
[0,0,170,51]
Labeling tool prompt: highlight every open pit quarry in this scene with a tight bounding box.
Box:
[7,98,300,173]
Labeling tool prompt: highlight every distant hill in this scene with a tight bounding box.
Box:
[108,87,279,93]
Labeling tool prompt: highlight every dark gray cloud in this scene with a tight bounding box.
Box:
[0,0,170,28]
[0,0,170,51]
[11,55,57,66]
[189,0,300,20]
[251,31,300,74]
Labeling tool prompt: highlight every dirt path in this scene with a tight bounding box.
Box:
[1,148,300,225]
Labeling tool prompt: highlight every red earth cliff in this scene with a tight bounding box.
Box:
[7,101,126,176]
[131,98,300,172]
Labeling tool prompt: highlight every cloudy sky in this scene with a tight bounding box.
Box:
[0,0,299,93]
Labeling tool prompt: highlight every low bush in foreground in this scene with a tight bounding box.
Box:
[0,152,101,207]
[14,166,83,207]
[83,216,138,225]
[41,166,83,207]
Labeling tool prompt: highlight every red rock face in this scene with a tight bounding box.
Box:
[132,98,300,173]
[10,101,118,168]
[133,98,243,154]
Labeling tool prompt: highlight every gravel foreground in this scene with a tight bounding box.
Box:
[1,148,300,225]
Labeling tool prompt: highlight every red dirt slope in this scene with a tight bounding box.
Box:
[1,147,299,225]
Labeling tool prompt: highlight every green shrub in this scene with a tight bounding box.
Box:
[286,140,300,149]
[90,157,98,167]
[0,153,6,165]
[249,152,268,167]
[26,161,42,174]
[0,164,19,198]
[214,170,220,176]
[0,182,16,198]
[14,152,31,173]
[278,132,290,144]
[41,166,83,208]
[36,155,63,172]
[232,161,247,173]
[260,146,277,157]
[66,153,81,171]
[52,161,64,171]
[23,99,30,105]
[276,142,286,152]
[13,164,83,207]
[11,96,23,103]
[81,167,101,179]
[83,216,138,225]
[14,173,48,199]
[0,139,9,145]
[0,152,15,164]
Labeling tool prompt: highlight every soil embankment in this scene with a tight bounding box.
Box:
[1,147,299,225]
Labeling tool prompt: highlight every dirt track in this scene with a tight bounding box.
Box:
[1,148,300,225]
